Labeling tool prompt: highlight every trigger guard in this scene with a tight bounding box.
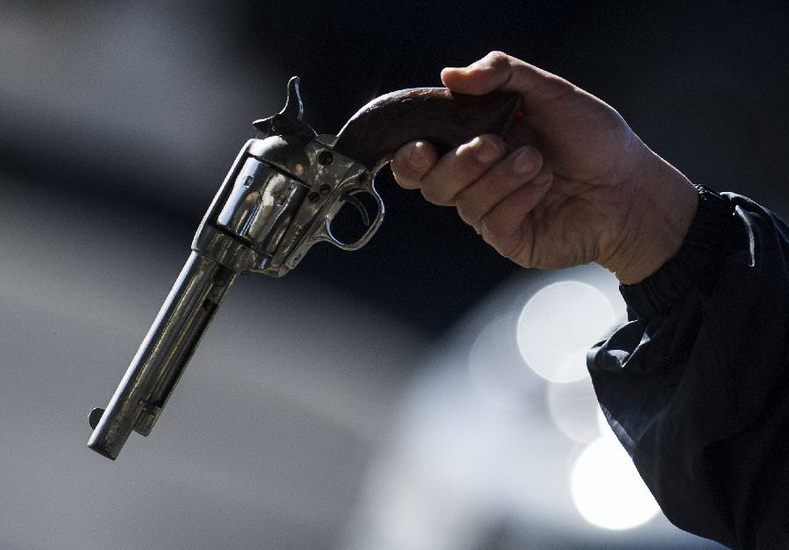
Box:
[323,190,384,251]
[340,193,371,227]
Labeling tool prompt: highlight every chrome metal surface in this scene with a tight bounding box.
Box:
[86,76,503,459]
[88,251,235,459]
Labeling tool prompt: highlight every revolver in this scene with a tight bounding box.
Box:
[87,77,520,460]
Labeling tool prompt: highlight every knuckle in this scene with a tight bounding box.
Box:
[420,183,452,206]
[455,198,482,226]
[479,212,516,257]
[486,50,511,66]
[479,212,500,241]
[460,135,504,166]
[480,210,530,263]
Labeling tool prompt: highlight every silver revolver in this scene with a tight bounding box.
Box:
[87,77,520,460]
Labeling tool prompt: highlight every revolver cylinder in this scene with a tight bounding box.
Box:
[88,137,316,460]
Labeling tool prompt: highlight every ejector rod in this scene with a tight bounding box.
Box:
[88,251,236,460]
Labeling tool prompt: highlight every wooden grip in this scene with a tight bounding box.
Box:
[333,88,521,170]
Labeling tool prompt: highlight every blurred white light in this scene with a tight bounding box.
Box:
[467,315,534,410]
[517,281,616,383]
[546,377,600,443]
[570,437,660,530]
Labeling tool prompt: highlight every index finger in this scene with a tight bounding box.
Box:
[390,140,438,189]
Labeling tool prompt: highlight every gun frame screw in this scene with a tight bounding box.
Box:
[308,192,320,203]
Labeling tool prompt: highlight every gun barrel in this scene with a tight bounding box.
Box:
[88,251,236,459]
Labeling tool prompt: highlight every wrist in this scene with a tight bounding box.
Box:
[619,185,740,318]
[604,152,699,284]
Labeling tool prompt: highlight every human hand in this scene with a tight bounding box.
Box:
[391,51,698,283]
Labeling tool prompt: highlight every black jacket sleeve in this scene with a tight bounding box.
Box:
[588,187,789,549]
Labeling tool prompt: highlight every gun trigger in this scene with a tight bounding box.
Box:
[341,193,371,227]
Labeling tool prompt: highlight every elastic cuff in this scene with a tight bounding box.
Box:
[620,185,739,320]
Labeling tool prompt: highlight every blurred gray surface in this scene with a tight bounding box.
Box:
[0,180,724,549]
[0,181,421,549]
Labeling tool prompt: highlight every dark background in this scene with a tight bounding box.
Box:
[5,1,787,337]
[0,1,785,548]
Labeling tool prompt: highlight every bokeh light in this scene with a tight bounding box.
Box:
[467,314,535,410]
[517,281,616,383]
[570,437,660,530]
[546,377,600,444]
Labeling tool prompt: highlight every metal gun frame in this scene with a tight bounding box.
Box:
[87,77,520,459]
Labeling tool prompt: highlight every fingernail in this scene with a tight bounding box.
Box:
[408,141,431,170]
[472,137,501,163]
[512,148,536,174]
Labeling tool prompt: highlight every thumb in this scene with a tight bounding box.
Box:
[441,51,574,102]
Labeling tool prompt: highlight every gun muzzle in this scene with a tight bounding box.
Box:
[88,252,235,459]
